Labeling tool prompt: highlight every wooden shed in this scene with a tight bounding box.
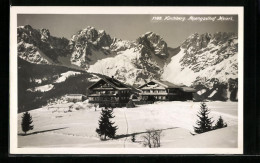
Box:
[66,94,87,102]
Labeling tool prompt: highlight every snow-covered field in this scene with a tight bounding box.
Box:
[54,71,82,83]
[18,101,238,148]
[27,84,54,92]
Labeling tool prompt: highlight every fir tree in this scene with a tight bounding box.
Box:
[193,102,214,134]
[96,107,118,140]
[21,111,34,135]
[214,116,227,129]
[131,134,136,142]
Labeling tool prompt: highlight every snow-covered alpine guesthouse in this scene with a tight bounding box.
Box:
[87,76,196,107]
[138,80,196,102]
[87,76,132,107]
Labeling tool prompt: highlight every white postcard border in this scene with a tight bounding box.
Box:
[10,6,244,154]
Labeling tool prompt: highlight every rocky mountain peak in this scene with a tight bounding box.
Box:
[22,25,34,31]
[40,29,51,42]
[211,32,236,45]
[17,25,70,64]
[137,32,169,58]
[70,26,112,48]
[181,32,211,50]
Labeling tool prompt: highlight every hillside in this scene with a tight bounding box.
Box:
[18,58,96,112]
[18,58,140,112]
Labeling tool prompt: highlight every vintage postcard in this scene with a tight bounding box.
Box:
[10,7,243,154]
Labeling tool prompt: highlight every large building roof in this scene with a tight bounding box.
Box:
[88,76,131,90]
[154,80,180,88]
[139,79,196,92]
[139,80,180,89]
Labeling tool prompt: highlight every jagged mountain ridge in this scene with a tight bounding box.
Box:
[17,25,176,86]
[17,25,238,101]
[162,32,238,101]
[17,25,71,64]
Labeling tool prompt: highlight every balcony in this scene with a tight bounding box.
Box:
[88,94,117,97]
[140,92,177,96]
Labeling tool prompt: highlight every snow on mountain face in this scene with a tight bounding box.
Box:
[88,47,158,86]
[87,32,170,86]
[18,42,51,64]
[110,38,136,52]
[162,32,238,101]
[163,32,238,86]
[17,25,70,64]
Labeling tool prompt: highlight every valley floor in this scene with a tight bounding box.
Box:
[17,101,238,148]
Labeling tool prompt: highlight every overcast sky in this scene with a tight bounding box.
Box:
[18,14,238,48]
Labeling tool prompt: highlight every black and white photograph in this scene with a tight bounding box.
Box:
[9,7,243,154]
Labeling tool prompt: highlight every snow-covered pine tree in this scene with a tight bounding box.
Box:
[193,102,214,134]
[131,134,136,142]
[96,107,118,140]
[21,111,34,135]
[214,116,227,129]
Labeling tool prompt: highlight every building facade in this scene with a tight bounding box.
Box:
[66,94,87,102]
[139,80,196,102]
[87,76,131,107]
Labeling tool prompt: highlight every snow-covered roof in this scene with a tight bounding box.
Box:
[88,76,131,90]
[139,80,196,92]
[153,80,180,88]
[139,80,180,89]
[140,93,176,96]
[66,94,86,97]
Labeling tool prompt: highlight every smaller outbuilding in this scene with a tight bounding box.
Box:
[66,94,87,103]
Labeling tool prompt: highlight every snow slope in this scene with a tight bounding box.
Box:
[162,48,238,86]
[27,84,54,92]
[87,48,148,86]
[55,71,82,83]
[18,101,238,148]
